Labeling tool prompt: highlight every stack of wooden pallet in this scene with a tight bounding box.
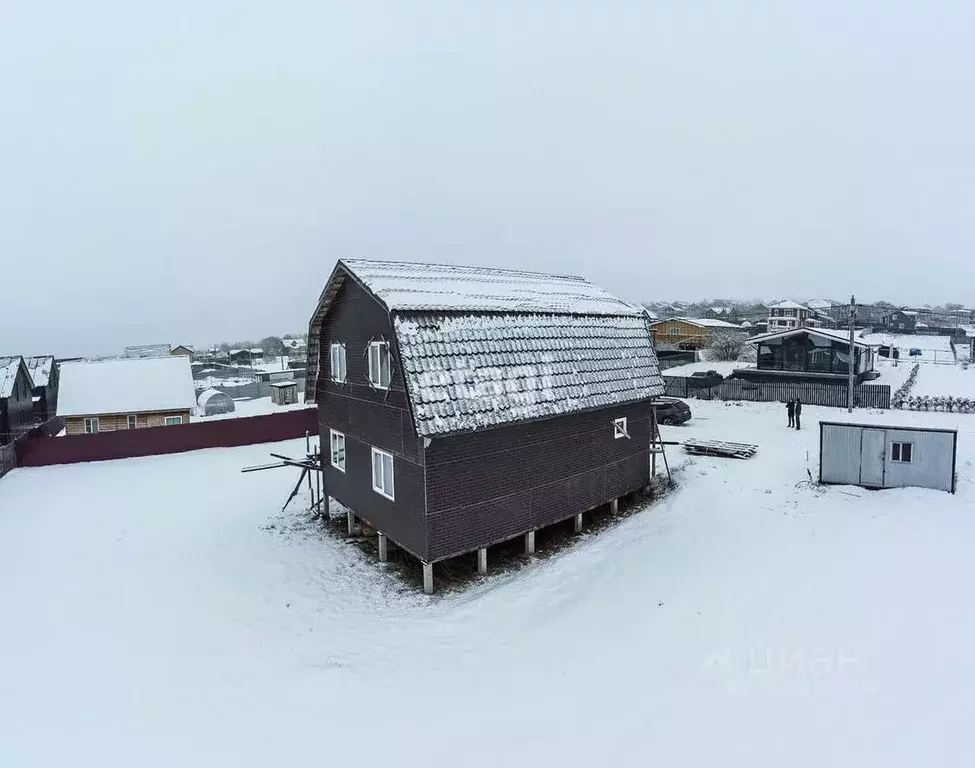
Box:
[683,438,758,460]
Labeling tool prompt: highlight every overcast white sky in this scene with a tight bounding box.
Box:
[3,1,975,356]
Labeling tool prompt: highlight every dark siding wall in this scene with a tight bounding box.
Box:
[2,367,35,444]
[317,278,427,559]
[425,400,653,561]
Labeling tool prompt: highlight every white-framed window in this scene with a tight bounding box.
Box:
[368,341,391,389]
[330,429,346,472]
[127,415,138,430]
[330,342,347,383]
[668,327,680,336]
[891,442,913,463]
[164,416,183,426]
[84,417,99,434]
[613,417,628,439]
[371,446,395,500]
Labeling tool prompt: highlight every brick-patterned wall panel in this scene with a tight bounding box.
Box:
[425,401,653,561]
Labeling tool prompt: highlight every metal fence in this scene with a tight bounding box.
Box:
[197,378,306,401]
[662,376,891,409]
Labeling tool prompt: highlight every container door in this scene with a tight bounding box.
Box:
[859,429,886,487]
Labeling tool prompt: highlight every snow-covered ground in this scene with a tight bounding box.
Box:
[912,363,975,399]
[2,403,975,765]
[193,375,256,390]
[661,360,750,377]
[194,393,311,421]
[871,358,915,390]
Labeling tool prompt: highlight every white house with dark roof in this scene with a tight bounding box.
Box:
[57,356,196,435]
[307,258,665,593]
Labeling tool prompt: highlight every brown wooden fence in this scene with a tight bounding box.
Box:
[12,408,319,469]
[663,376,891,409]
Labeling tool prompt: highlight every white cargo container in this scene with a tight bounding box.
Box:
[819,421,957,494]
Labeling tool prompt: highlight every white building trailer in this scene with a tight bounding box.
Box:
[819,421,957,494]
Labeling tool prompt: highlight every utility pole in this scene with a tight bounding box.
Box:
[848,294,856,413]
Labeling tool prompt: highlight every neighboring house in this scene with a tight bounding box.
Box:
[229,349,264,366]
[767,300,818,330]
[283,338,308,353]
[24,355,59,423]
[742,327,879,382]
[307,258,665,593]
[123,344,172,359]
[170,345,195,357]
[879,309,916,333]
[57,356,196,434]
[649,317,745,350]
[0,356,35,444]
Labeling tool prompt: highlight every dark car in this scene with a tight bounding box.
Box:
[652,397,692,425]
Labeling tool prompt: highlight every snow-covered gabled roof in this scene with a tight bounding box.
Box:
[24,355,55,388]
[769,300,810,310]
[57,356,196,417]
[746,327,879,348]
[0,356,32,399]
[395,312,664,437]
[806,299,835,310]
[339,258,642,316]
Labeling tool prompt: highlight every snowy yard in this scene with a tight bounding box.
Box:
[910,363,975,399]
[660,360,750,377]
[2,403,975,765]
[193,393,312,421]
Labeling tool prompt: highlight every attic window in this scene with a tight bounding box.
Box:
[613,417,629,439]
[368,342,391,389]
[669,328,680,336]
[330,343,347,383]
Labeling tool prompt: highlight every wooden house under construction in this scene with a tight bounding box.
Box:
[306,259,665,592]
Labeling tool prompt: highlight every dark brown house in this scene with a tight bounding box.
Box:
[1,356,35,445]
[306,259,665,593]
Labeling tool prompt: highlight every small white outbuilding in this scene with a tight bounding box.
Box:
[819,421,957,494]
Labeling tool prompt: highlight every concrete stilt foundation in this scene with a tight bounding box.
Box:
[573,513,583,533]
[477,547,488,575]
[525,530,536,555]
[347,510,357,536]
[378,532,388,562]
[611,498,619,515]
[422,562,434,595]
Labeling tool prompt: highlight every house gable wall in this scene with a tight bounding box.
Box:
[423,400,653,562]
[1,365,35,443]
[316,276,427,560]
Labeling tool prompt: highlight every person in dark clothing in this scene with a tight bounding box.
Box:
[786,398,795,427]
[794,397,802,430]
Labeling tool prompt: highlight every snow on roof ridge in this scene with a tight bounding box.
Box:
[340,257,587,283]
[340,258,640,317]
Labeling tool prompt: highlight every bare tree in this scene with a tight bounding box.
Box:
[707,332,746,362]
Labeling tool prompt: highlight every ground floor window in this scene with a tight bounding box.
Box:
[84,417,99,434]
[891,441,913,463]
[164,416,183,426]
[371,447,395,500]
[127,415,138,429]
[330,429,346,472]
